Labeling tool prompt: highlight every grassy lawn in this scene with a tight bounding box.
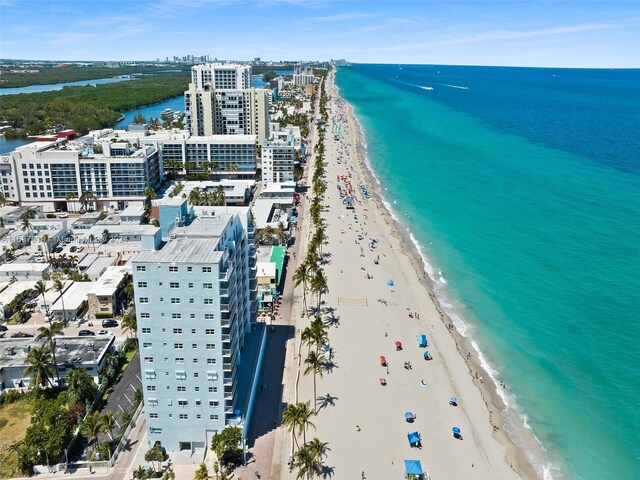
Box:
[0,397,33,479]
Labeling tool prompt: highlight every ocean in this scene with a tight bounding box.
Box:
[335,64,640,480]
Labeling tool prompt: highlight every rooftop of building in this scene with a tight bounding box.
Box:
[51,281,95,311]
[89,265,131,297]
[0,336,114,368]
[134,236,222,265]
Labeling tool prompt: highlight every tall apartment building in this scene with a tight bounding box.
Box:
[185,86,270,142]
[190,63,251,90]
[132,210,257,452]
[293,64,316,86]
[1,139,162,211]
[261,135,295,187]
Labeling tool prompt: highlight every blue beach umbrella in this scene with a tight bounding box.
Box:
[452,427,461,435]
[387,279,395,286]
[449,397,458,406]
[405,411,414,420]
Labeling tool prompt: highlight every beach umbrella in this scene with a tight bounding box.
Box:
[449,397,458,406]
[452,427,461,435]
[387,279,395,286]
[405,412,414,421]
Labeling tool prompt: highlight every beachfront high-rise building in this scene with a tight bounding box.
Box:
[1,139,162,211]
[293,64,316,86]
[190,63,251,90]
[261,135,295,187]
[133,210,256,452]
[184,86,270,142]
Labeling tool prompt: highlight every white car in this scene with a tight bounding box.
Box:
[59,213,68,218]
[97,330,110,335]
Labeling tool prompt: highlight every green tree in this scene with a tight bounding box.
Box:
[163,468,176,480]
[210,426,242,461]
[82,411,105,449]
[133,113,147,125]
[34,279,49,319]
[66,367,98,404]
[101,411,118,441]
[143,187,157,200]
[310,269,328,309]
[36,320,64,384]
[282,402,316,459]
[276,222,287,246]
[121,312,137,340]
[306,437,330,468]
[292,444,320,480]
[79,191,97,212]
[53,279,67,322]
[194,462,209,480]
[144,443,165,472]
[304,351,324,414]
[23,346,54,389]
[132,465,146,479]
[293,262,311,317]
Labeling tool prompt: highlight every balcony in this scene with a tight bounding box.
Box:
[221,333,231,342]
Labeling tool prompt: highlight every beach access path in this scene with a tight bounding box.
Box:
[280,70,528,479]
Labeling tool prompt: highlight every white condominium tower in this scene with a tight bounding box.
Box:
[190,63,252,90]
[132,210,256,452]
[185,64,270,142]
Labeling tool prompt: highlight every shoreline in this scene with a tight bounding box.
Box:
[331,70,544,479]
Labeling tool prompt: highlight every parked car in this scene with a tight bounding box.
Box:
[0,324,8,332]
[78,330,95,336]
[76,246,84,252]
[101,319,118,328]
[11,331,33,338]
[97,330,109,335]
[54,247,63,253]
[58,213,68,218]
[70,246,77,252]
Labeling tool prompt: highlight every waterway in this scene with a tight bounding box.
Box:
[0,76,137,96]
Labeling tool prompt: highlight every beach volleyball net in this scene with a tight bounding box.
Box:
[338,298,368,306]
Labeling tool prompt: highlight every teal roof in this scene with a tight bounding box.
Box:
[270,246,286,285]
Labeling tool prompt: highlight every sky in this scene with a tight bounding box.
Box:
[1,0,639,68]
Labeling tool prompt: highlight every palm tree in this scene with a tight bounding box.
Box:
[36,321,64,385]
[292,444,319,480]
[132,465,146,479]
[102,229,110,244]
[309,316,328,354]
[293,263,311,317]
[23,346,54,390]
[66,192,77,213]
[188,187,202,206]
[193,462,209,480]
[304,351,324,413]
[101,411,118,441]
[306,437,330,466]
[82,411,105,449]
[21,214,32,234]
[262,225,274,245]
[282,401,316,459]
[80,191,97,212]
[121,313,137,340]
[143,187,157,200]
[276,222,287,246]
[53,279,67,322]
[34,280,49,319]
[310,269,328,309]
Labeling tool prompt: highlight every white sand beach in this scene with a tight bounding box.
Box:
[280,70,538,480]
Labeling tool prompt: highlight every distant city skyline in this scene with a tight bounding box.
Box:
[1,0,639,68]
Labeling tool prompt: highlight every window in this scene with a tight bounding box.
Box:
[136,266,146,272]
[202,267,212,273]
[145,370,156,380]
[149,413,158,419]
[209,400,219,407]
[170,282,179,288]
[174,343,183,349]
[206,344,215,350]
[144,357,154,363]
[142,328,151,334]
[205,314,214,320]
[148,398,159,406]
[175,358,184,364]
[178,400,188,407]
[171,298,180,304]
[192,344,198,349]
[209,415,219,420]
[204,298,213,305]
[172,313,182,320]
[137,282,147,288]
[175,371,187,380]
[206,329,215,335]
[173,328,182,334]
[187,266,193,272]
[179,414,188,420]
[207,359,216,364]
[189,298,194,304]
[177,386,186,392]
[207,372,218,381]
[147,385,156,391]
[195,386,200,392]
[193,372,199,378]
[169,266,178,272]
[143,342,152,348]
[140,313,150,319]
[193,358,198,364]
[139,297,149,304]
[188,283,194,288]
[191,328,197,333]
[197,414,201,419]
[203,283,213,289]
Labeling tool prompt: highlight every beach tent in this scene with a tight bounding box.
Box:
[407,431,421,447]
[403,460,424,480]
[417,335,428,348]
[387,279,395,286]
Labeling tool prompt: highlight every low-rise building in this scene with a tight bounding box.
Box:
[87,265,131,319]
[50,281,94,321]
[0,335,115,391]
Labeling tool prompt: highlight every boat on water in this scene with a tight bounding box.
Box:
[161,108,174,119]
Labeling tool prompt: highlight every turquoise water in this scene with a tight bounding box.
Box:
[336,65,640,479]
[0,76,136,96]
[114,95,184,130]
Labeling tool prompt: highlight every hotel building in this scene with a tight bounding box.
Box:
[261,135,295,187]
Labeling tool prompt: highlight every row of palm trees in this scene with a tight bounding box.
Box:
[187,186,226,206]
[283,77,334,480]
[257,222,288,246]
